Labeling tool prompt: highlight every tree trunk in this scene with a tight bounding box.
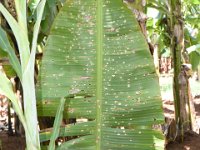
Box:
[169,0,198,138]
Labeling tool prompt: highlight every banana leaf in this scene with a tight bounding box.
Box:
[37,0,164,149]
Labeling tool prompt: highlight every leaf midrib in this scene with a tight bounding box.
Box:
[96,0,103,149]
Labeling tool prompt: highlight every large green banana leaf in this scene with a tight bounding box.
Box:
[37,0,164,149]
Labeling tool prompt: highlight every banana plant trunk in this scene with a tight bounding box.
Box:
[170,0,185,131]
[169,0,197,138]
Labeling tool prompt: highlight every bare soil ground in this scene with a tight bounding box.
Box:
[165,97,200,150]
[0,131,25,150]
[166,132,200,150]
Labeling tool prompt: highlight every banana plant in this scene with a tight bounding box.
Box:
[0,0,46,149]
[187,44,200,70]
[37,0,164,149]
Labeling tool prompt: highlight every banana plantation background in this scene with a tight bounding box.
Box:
[0,0,200,150]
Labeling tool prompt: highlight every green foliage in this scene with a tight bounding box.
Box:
[147,0,200,67]
[2,65,16,78]
[124,0,144,11]
[27,0,65,54]
[0,0,46,149]
[185,0,200,5]
[146,1,171,56]
[0,3,29,73]
[187,44,200,70]
[29,0,41,12]
[40,0,58,34]
[189,51,200,70]
[0,27,21,77]
[146,0,169,15]
[37,0,164,149]
[48,97,66,150]
[184,2,200,70]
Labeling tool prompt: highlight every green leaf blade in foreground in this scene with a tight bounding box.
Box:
[28,0,41,12]
[0,4,30,73]
[37,0,164,149]
[48,97,66,150]
[0,27,22,78]
[22,0,46,149]
[15,0,27,32]
[0,70,26,130]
